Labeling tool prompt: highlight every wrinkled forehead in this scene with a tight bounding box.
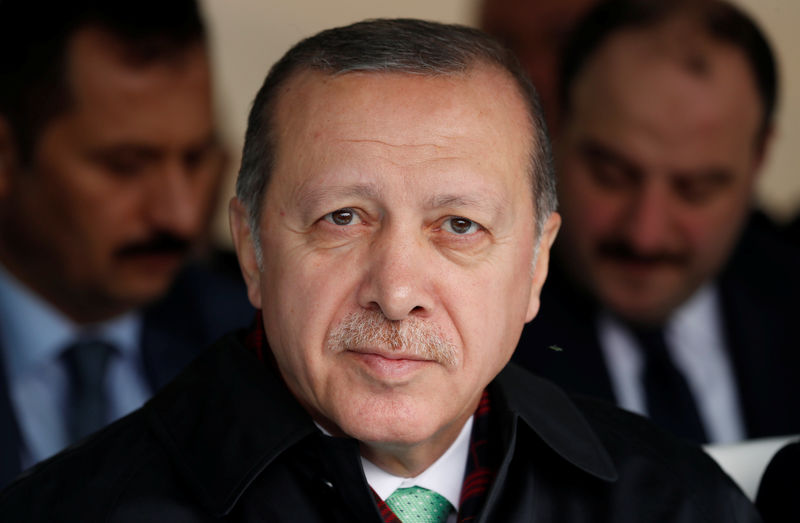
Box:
[269,65,534,184]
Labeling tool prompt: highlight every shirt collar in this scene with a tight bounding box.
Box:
[361,416,473,508]
[0,263,142,379]
[668,283,718,339]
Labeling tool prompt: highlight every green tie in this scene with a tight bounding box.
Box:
[385,486,454,523]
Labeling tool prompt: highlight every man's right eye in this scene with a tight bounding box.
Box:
[323,208,362,226]
[93,152,149,178]
[104,158,146,177]
[589,162,633,190]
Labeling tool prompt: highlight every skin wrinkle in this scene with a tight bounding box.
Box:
[297,185,511,268]
[296,184,382,225]
[335,138,479,169]
[231,66,561,476]
[291,180,538,274]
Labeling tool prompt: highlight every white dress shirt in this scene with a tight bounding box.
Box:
[0,264,150,467]
[598,284,745,443]
[315,415,472,522]
[363,416,473,523]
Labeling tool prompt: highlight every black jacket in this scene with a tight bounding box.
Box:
[513,214,800,441]
[0,332,759,522]
[756,441,800,523]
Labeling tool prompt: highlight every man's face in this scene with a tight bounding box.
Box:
[556,25,765,324]
[0,27,222,322]
[233,67,559,467]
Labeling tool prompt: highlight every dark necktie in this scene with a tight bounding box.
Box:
[61,340,114,443]
[630,326,708,443]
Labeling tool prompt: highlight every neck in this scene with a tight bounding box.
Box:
[357,405,476,478]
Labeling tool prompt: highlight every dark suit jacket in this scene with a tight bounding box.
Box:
[756,440,800,522]
[0,260,254,488]
[0,332,759,522]
[513,213,800,441]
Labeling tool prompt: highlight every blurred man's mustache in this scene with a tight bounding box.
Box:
[326,310,459,367]
[597,240,688,266]
[116,233,191,258]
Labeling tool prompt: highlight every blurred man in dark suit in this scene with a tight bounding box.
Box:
[0,0,252,487]
[511,0,800,444]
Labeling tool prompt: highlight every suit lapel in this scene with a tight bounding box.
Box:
[514,259,617,402]
[717,216,800,438]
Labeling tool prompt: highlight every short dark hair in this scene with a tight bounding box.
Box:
[236,18,557,248]
[559,0,778,141]
[558,0,777,143]
[0,0,206,164]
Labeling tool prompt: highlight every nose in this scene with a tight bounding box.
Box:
[356,224,435,321]
[621,180,673,254]
[146,161,211,238]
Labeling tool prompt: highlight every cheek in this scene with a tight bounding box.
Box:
[262,243,360,349]
[561,176,622,246]
[30,173,106,252]
[679,203,749,268]
[54,170,143,242]
[451,253,532,371]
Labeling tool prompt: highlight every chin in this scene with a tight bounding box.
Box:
[333,395,445,447]
[108,278,173,310]
[607,293,677,325]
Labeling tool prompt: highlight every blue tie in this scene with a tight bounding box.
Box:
[61,340,114,443]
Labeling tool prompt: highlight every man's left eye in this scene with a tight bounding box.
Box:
[323,208,362,226]
[442,216,480,235]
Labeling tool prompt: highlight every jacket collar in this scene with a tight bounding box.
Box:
[145,333,318,517]
[146,334,617,516]
[492,363,617,482]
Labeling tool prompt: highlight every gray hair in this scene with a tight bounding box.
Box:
[236,18,557,257]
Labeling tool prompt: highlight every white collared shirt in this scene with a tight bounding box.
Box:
[0,264,150,467]
[598,284,745,443]
[362,416,473,523]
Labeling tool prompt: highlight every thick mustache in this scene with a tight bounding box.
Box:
[116,233,191,258]
[597,240,688,266]
[326,310,459,367]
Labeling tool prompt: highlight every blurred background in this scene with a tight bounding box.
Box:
[200,0,800,245]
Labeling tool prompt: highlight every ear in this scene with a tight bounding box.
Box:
[229,197,263,310]
[751,123,775,180]
[525,212,561,323]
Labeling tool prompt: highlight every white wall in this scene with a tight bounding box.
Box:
[729,0,800,220]
[201,0,799,244]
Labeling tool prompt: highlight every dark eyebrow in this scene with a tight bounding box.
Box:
[87,131,220,161]
[87,144,162,162]
[672,168,734,183]
[580,139,737,183]
[578,140,638,174]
